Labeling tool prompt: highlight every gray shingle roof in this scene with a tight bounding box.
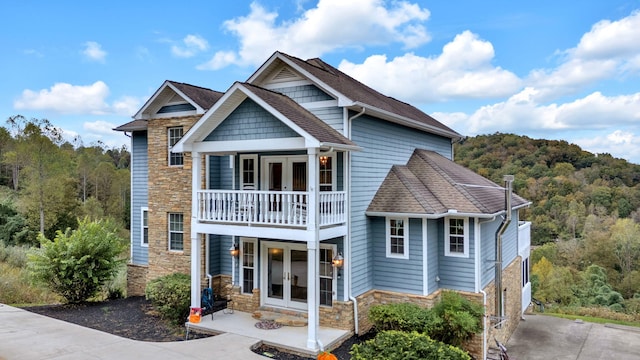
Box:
[113,119,147,132]
[241,83,357,147]
[168,81,224,110]
[280,53,462,139]
[367,149,530,215]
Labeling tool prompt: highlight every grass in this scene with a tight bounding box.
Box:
[538,311,640,328]
[0,262,61,306]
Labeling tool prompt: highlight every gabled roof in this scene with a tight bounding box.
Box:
[249,52,463,141]
[367,149,530,217]
[113,119,148,132]
[173,82,359,152]
[167,81,223,110]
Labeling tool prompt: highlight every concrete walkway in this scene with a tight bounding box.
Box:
[0,304,265,360]
[507,314,640,360]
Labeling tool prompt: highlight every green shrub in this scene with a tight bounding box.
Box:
[27,218,126,304]
[145,273,191,325]
[369,302,436,333]
[350,330,471,360]
[0,241,28,268]
[429,291,484,347]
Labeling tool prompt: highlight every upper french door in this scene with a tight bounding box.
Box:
[261,156,307,192]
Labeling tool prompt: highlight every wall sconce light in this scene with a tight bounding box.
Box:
[319,155,328,167]
[332,252,344,278]
[229,244,239,258]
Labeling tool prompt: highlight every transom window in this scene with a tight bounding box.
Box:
[168,213,184,251]
[168,127,184,166]
[445,217,469,257]
[386,218,409,259]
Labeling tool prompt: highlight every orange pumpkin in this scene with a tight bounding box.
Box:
[317,351,337,360]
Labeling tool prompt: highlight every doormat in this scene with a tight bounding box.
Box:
[255,320,283,330]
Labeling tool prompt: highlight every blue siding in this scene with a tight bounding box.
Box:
[310,107,343,133]
[350,114,453,296]
[337,152,344,192]
[271,85,333,103]
[480,210,520,288]
[427,219,440,294]
[130,131,148,265]
[208,234,222,275]
[209,155,233,190]
[371,217,423,294]
[437,218,476,292]
[204,99,298,141]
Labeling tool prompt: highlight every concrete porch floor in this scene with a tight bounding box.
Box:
[186,309,352,357]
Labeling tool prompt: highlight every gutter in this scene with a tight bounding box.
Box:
[494,175,513,324]
[347,107,365,335]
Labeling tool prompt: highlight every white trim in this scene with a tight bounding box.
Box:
[386,217,409,259]
[239,154,258,190]
[168,126,184,167]
[133,80,206,120]
[302,100,339,110]
[262,79,313,89]
[474,218,481,292]
[140,207,149,248]
[422,218,428,295]
[444,217,469,258]
[240,237,258,294]
[168,212,184,252]
[190,137,306,154]
[153,110,197,119]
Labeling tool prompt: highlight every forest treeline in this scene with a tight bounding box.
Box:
[455,133,640,314]
[0,115,130,245]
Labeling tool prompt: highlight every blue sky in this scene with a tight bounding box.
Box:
[2,0,640,163]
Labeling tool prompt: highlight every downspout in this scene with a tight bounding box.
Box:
[477,216,494,360]
[494,175,513,323]
[480,290,488,360]
[347,107,365,335]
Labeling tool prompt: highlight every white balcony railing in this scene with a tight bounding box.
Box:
[197,190,346,227]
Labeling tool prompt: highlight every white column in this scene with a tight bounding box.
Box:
[191,151,202,308]
[306,148,320,350]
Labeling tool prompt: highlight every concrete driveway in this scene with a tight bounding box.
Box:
[507,314,640,360]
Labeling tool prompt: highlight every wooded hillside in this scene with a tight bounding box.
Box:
[0,115,130,245]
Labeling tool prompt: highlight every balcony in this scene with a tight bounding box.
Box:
[197,190,346,228]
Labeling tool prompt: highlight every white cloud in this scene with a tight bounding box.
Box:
[13,82,141,116]
[201,0,431,69]
[83,120,117,135]
[15,81,110,114]
[338,31,521,102]
[171,34,209,58]
[574,10,640,60]
[82,41,107,62]
[574,130,640,163]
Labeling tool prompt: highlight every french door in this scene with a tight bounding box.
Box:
[262,242,308,310]
[261,156,307,192]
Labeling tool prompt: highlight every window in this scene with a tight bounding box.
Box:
[168,213,184,251]
[319,248,334,306]
[241,238,256,294]
[240,155,258,190]
[319,155,333,191]
[386,218,408,259]
[168,127,184,166]
[141,208,149,247]
[445,217,469,257]
[522,257,530,287]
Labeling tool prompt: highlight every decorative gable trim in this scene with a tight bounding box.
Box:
[134,81,205,120]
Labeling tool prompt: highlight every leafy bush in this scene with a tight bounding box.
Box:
[145,272,191,325]
[429,291,484,347]
[350,330,471,360]
[369,302,436,333]
[27,218,126,303]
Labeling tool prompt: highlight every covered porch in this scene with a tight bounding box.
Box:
[186,309,351,357]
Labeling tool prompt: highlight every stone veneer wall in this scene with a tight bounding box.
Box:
[320,300,354,330]
[126,263,148,296]
[146,115,199,282]
[483,256,523,345]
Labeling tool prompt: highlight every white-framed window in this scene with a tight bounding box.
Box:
[241,238,257,294]
[141,207,149,247]
[445,217,469,257]
[319,154,334,192]
[386,218,409,259]
[240,154,258,190]
[168,127,184,166]
[168,213,184,251]
[319,247,336,306]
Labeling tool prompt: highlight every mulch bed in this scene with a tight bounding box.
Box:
[23,296,210,342]
[23,296,372,359]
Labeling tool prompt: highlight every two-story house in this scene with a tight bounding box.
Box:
[115,51,531,358]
